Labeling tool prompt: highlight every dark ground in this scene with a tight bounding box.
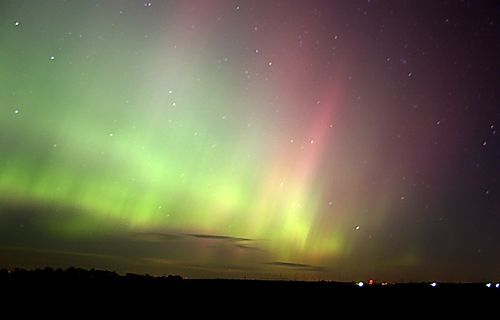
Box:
[1,268,498,318]
[1,267,498,304]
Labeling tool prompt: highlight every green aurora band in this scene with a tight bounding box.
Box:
[1,0,497,281]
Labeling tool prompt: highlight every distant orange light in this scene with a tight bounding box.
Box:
[369,279,374,285]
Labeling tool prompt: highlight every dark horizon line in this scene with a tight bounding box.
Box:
[1,266,497,286]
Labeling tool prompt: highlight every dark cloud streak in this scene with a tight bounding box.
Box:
[266,262,326,272]
[186,233,253,242]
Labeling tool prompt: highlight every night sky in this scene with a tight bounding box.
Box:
[0,0,499,282]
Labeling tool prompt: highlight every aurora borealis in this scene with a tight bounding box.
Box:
[0,0,499,282]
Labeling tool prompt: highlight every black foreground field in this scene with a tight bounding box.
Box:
[2,267,498,300]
